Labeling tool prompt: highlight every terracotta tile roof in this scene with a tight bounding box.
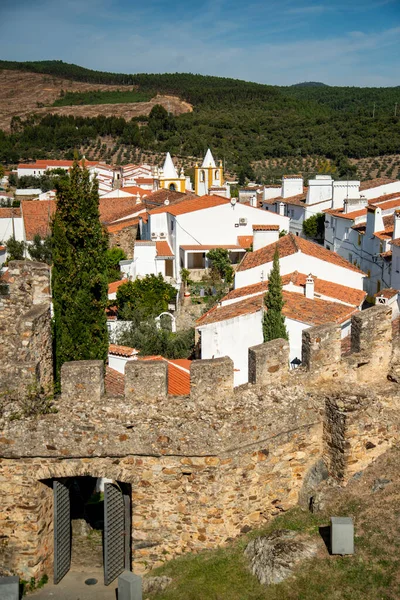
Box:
[107,217,140,233]
[222,272,365,307]
[108,279,128,295]
[373,197,400,212]
[283,174,303,179]
[390,237,400,247]
[282,291,357,326]
[137,356,191,395]
[237,233,364,274]
[368,191,400,205]
[181,244,243,251]
[0,207,22,218]
[105,366,125,396]
[222,281,269,302]
[149,195,229,216]
[380,250,392,259]
[18,159,98,169]
[156,241,174,257]
[237,235,253,249]
[281,272,366,306]
[324,207,367,220]
[21,200,55,239]
[22,198,146,240]
[109,344,138,357]
[99,197,146,224]
[144,189,189,208]
[135,177,155,184]
[360,178,397,191]
[252,224,279,231]
[0,245,6,252]
[198,288,356,327]
[167,360,191,396]
[120,186,149,197]
[196,295,263,326]
[266,192,307,206]
[375,288,398,300]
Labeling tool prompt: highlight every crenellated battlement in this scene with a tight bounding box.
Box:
[59,303,394,406]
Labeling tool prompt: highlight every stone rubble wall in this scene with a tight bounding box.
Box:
[0,261,52,395]
[1,272,400,579]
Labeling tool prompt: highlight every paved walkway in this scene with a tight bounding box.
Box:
[29,568,118,600]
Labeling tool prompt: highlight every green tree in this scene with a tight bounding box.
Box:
[207,248,234,285]
[0,164,4,179]
[106,246,127,283]
[51,159,109,383]
[118,320,194,359]
[116,274,177,321]
[263,248,288,342]
[27,234,52,264]
[4,236,26,261]
[302,213,325,240]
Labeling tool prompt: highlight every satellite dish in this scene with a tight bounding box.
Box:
[231,198,237,206]
[164,198,170,205]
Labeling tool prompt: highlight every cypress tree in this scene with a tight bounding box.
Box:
[52,159,108,383]
[263,247,288,342]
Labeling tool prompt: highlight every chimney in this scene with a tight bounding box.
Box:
[278,202,286,216]
[393,210,400,241]
[366,206,384,237]
[136,192,141,205]
[250,194,257,208]
[305,274,314,300]
[252,225,280,251]
[282,175,303,199]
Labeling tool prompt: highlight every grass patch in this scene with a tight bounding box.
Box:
[53,89,154,106]
[145,504,399,600]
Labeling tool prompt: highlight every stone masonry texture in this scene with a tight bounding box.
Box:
[1,262,400,581]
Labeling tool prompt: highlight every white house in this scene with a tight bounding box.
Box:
[138,195,290,284]
[324,192,400,297]
[0,207,24,244]
[235,233,365,290]
[196,270,363,386]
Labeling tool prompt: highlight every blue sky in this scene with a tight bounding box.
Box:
[0,0,399,86]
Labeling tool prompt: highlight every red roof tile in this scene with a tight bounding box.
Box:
[237,233,364,274]
[109,344,138,357]
[237,235,253,249]
[196,295,263,326]
[105,366,125,396]
[107,217,140,233]
[156,241,174,257]
[198,289,356,327]
[108,279,128,295]
[360,178,398,191]
[252,224,279,231]
[375,288,398,300]
[0,207,22,219]
[149,195,229,216]
[222,271,365,307]
[120,186,149,197]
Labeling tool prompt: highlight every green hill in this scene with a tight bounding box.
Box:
[0,60,399,176]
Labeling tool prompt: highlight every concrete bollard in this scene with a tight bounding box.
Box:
[0,576,19,600]
[118,571,142,600]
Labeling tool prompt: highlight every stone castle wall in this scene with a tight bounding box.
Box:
[0,262,400,579]
[0,261,52,395]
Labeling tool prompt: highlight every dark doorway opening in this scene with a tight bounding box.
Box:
[42,476,132,586]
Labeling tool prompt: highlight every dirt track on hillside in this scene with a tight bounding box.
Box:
[0,70,192,131]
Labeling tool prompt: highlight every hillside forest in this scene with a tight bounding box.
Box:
[0,60,399,181]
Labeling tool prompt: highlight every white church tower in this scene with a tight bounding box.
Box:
[194,149,224,196]
[158,152,186,193]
